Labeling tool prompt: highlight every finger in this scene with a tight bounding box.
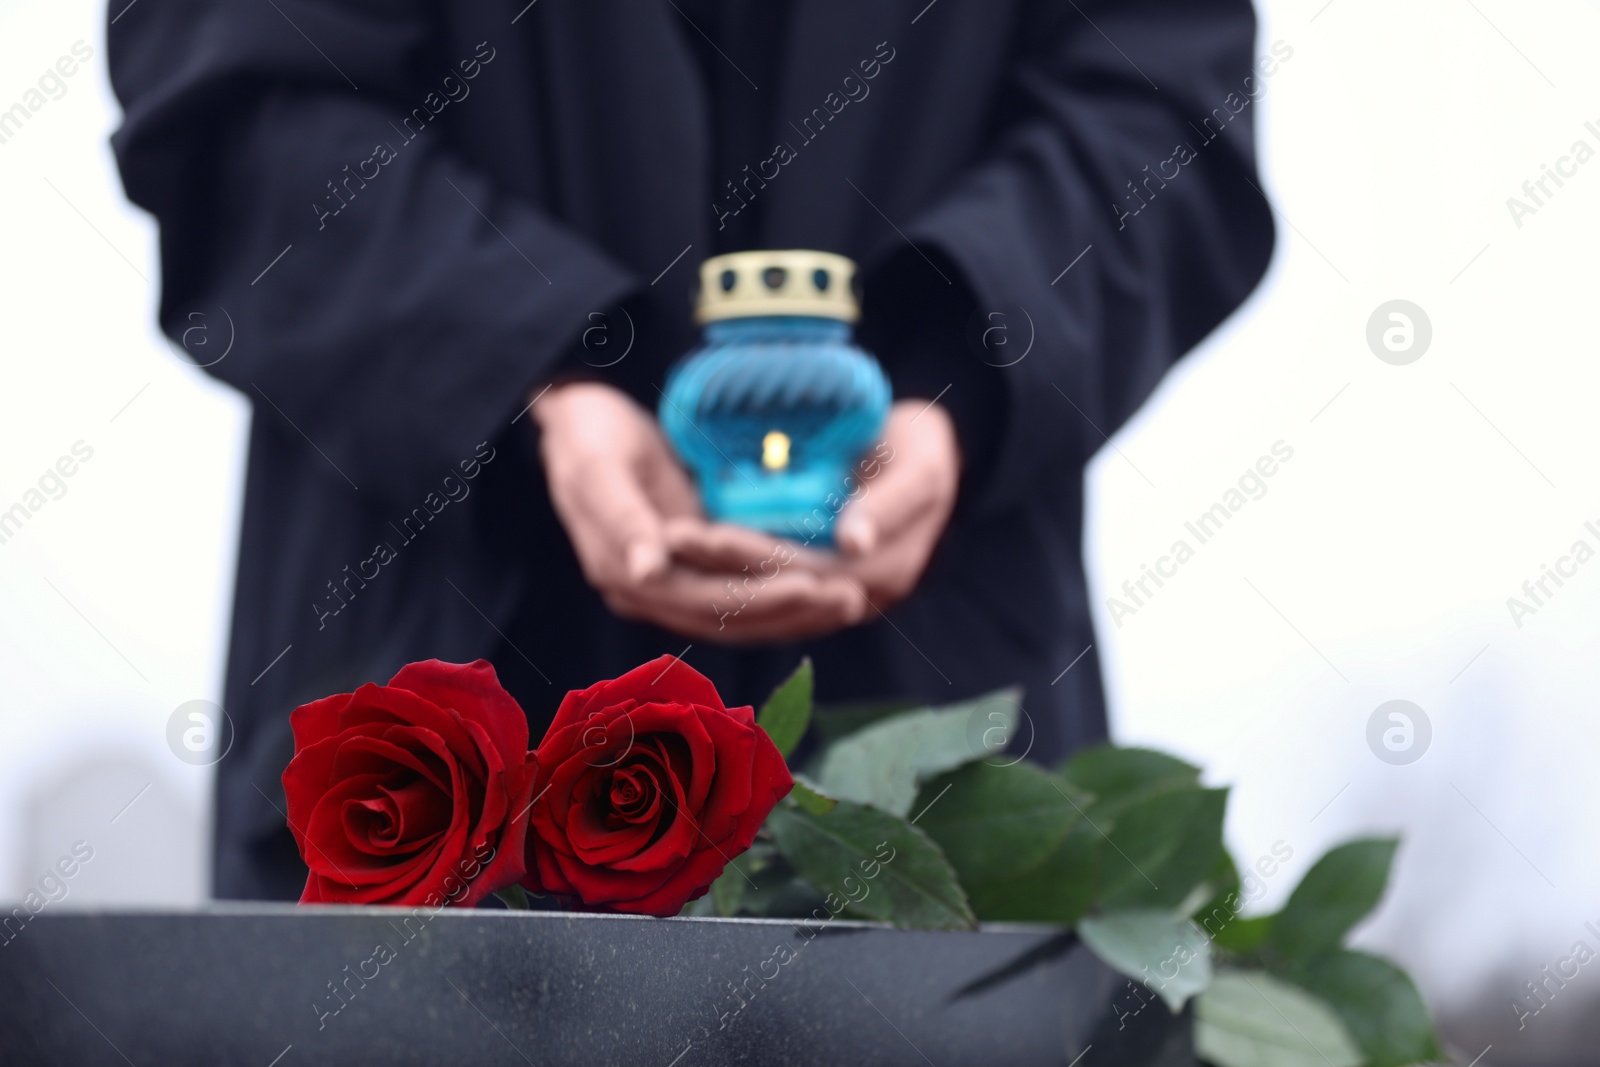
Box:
[608,592,859,643]
[837,404,959,557]
[835,455,940,558]
[606,588,852,643]
[835,509,947,606]
[606,565,867,640]
[714,603,866,643]
[662,518,837,575]
[641,430,704,521]
[654,565,865,626]
[613,591,862,644]
[561,458,669,584]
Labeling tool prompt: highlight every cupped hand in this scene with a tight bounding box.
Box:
[533,380,694,589]
[665,398,962,620]
[533,381,871,642]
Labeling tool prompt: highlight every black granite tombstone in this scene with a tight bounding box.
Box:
[0,906,1194,1066]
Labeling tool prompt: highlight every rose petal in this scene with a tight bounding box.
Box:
[376,776,452,850]
[288,692,356,753]
[614,845,738,917]
[306,772,443,883]
[566,759,666,866]
[609,766,659,823]
[338,683,490,781]
[389,659,529,769]
[283,733,347,852]
[547,846,679,905]
[515,656,792,916]
[689,706,758,844]
[546,656,725,739]
[600,738,700,875]
[288,662,539,909]
[455,756,537,908]
[309,728,475,904]
[331,733,454,796]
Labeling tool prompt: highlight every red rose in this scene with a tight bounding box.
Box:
[522,655,793,916]
[282,659,537,907]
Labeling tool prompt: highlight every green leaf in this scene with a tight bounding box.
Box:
[1267,838,1398,960]
[790,776,838,815]
[1078,910,1213,1011]
[1098,785,1228,911]
[1287,950,1442,1067]
[1191,852,1274,954]
[809,699,923,746]
[914,761,1099,924]
[710,844,770,917]
[1211,914,1274,955]
[815,689,1020,816]
[1195,969,1364,1067]
[493,885,530,911]
[764,797,976,930]
[757,658,813,759]
[738,875,828,917]
[1195,850,1242,914]
[965,819,1101,925]
[1060,746,1201,801]
[680,894,717,917]
[709,871,743,917]
[913,761,1086,885]
[703,844,825,918]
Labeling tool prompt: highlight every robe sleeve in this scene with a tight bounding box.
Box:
[883,0,1276,515]
[107,0,638,504]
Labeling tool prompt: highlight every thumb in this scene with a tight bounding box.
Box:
[626,539,667,583]
[836,402,959,557]
[835,456,935,558]
[573,459,669,583]
[834,507,879,557]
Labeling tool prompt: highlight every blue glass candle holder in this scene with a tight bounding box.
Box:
[659,251,890,543]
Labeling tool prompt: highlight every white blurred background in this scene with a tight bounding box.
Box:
[2,0,1596,1061]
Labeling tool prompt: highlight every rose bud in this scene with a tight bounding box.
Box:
[282,659,537,907]
[522,655,793,916]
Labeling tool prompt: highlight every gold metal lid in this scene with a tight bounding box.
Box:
[693,250,859,324]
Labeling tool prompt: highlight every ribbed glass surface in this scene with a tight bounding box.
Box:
[659,316,890,542]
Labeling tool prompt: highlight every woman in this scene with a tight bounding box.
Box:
[108,0,1274,900]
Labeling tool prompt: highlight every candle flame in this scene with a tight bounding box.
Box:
[761,431,791,471]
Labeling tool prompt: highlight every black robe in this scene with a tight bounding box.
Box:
[107,0,1275,900]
